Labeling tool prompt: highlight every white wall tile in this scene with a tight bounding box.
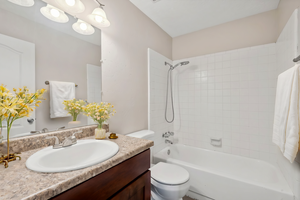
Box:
[173,43,276,162]
[275,9,300,200]
[148,49,173,155]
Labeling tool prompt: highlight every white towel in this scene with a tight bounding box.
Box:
[284,65,300,162]
[273,64,300,163]
[50,81,75,118]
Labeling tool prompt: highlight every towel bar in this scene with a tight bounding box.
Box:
[45,81,78,87]
[293,55,300,62]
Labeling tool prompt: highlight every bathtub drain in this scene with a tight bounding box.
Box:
[167,149,170,155]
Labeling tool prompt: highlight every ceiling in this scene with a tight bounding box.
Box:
[129,0,280,38]
[0,0,101,45]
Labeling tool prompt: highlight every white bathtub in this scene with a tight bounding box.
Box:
[153,144,294,200]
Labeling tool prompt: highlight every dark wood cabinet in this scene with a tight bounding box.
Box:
[111,171,151,200]
[51,149,151,200]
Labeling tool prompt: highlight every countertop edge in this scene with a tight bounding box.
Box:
[22,139,154,200]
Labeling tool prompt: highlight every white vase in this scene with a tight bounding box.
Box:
[68,121,81,128]
[95,128,106,140]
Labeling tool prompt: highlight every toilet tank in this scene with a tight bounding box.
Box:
[127,130,155,164]
[126,130,155,141]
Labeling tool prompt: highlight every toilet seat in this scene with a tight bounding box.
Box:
[150,162,189,185]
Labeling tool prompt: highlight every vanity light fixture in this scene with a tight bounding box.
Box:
[89,1,110,28]
[55,0,85,14]
[72,19,95,35]
[7,0,34,7]
[40,4,69,23]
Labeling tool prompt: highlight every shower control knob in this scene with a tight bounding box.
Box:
[162,132,174,138]
[162,132,169,138]
[168,131,174,136]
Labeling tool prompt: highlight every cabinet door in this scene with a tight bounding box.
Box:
[0,33,35,138]
[111,171,151,200]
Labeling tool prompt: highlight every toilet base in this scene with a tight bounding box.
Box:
[151,193,183,200]
[151,177,190,200]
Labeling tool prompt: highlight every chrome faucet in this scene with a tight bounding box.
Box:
[56,126,66,131]
[165,139,173,145]
[162,131,174,138]
[45,136,61,149]
[41,128,48,133]
[30,130,41,134]
[30,128,49,134]
[45,131,82,149]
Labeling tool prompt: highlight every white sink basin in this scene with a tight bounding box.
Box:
[26,140,119,173]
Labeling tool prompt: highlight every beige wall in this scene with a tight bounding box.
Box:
[172,10,278,60]
[277,0,300,34]
[0,8,101,131]
[101,0,172,134]
[173,0,300,60]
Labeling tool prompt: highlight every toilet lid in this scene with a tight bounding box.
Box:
[150,162,189,185]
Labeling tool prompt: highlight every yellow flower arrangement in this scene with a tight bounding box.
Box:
[84,102,116,129]
[63,99,86,121]
[0,84,46,137]
[0,84,46,167]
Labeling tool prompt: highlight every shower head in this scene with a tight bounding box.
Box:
[172,61,189,69]
[165,61,189,70]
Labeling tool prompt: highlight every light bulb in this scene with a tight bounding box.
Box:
[65,0,75,6]
[95,15,103,23]
[50,8,60,17]
[80,23,87,30]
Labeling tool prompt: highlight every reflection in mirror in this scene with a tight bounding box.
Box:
[0,0,102,139]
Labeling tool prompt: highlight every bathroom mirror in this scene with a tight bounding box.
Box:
[0,0,102,139]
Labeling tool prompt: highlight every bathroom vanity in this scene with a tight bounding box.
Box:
[0,126,153,200]
[51,149,151,200]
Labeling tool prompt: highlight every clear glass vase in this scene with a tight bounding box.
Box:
[95,128,106,140]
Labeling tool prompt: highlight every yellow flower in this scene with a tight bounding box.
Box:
[0,99,18,115]
[0,84,7,92]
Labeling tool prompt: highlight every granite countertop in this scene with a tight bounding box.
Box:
[0,134,153,200]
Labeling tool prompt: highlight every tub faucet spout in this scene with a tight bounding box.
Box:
[165,139,173,145]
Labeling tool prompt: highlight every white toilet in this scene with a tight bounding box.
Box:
[127,130,190,200]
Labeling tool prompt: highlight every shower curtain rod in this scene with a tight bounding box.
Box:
[293,55,300,62]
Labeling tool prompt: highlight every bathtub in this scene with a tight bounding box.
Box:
[153,144,294,200]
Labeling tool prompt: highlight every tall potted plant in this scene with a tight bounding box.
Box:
[0,85,45,168]
[84,102,116,139]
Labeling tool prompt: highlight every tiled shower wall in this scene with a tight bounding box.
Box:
[173,44,278,163]
[148,8,300,200]
[148,49,173,154]
[275,10,300,200]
